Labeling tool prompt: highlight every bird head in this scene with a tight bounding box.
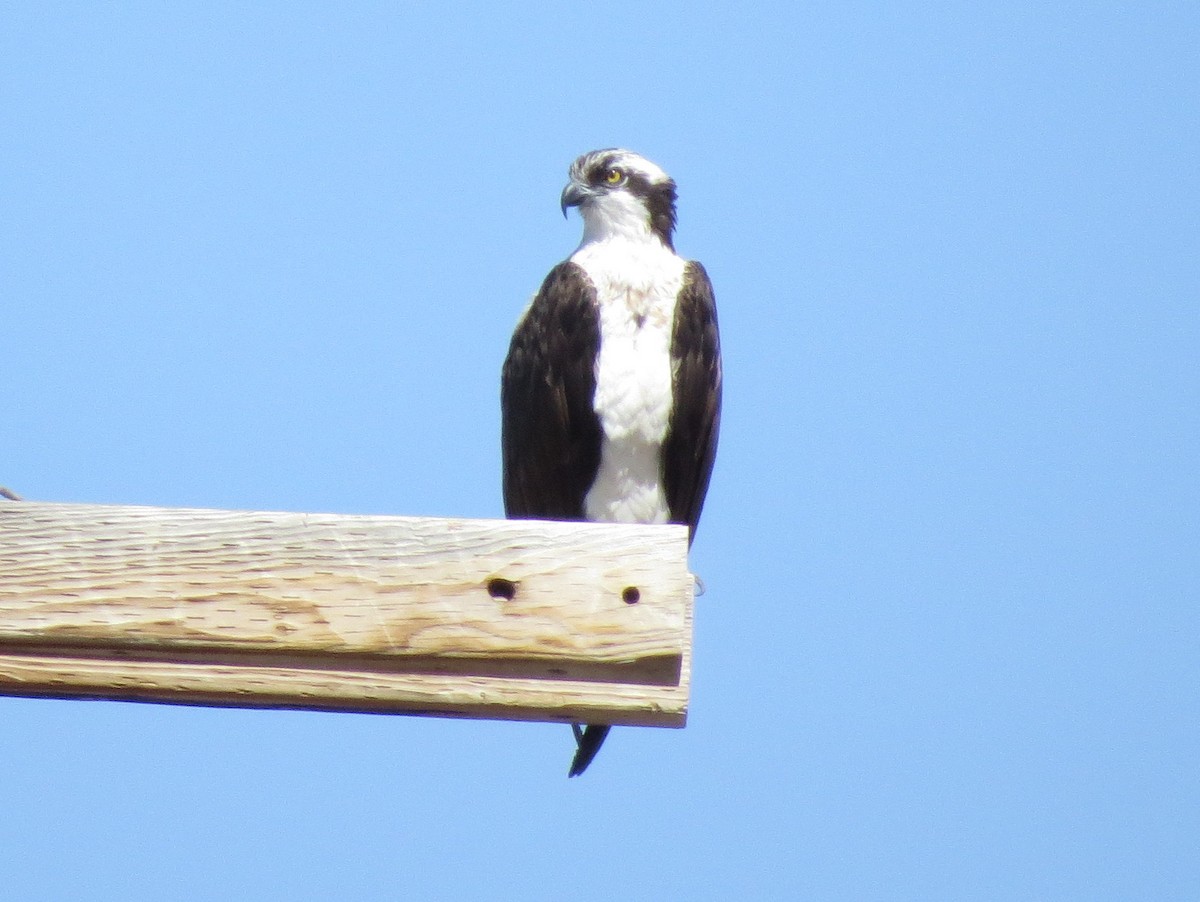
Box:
[560,149,677,249]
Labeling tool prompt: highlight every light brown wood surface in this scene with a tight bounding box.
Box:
[0,502,692,727]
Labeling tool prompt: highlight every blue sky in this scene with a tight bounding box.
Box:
[2,2,1197,899]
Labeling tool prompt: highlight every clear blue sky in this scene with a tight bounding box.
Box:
[2,3,1197,899]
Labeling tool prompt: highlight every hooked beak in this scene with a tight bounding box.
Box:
[560,179,589,218]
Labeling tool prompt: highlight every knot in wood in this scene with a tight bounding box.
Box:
[487,578,518,601]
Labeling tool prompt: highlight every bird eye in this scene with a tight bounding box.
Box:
[604,167,625,185]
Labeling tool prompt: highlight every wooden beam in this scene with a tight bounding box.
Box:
[0,502,692,727]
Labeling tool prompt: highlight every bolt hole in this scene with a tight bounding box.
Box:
[487,578,517,600]
[622,586,641,605]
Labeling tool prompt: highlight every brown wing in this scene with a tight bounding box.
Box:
[661,261,722,545]
[501,262,603,521]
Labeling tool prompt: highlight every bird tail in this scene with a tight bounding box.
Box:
[568,723,611,777]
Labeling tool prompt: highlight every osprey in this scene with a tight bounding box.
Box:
[501,149,722,776]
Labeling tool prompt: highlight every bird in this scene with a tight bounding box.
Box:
[501,149,722,776]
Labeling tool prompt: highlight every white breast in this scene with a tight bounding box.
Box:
[570,237,686,525]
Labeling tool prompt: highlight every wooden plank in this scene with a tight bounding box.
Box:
[0,650,689,727]
[0,502,692,726]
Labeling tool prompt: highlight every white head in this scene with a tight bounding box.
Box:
[560,149,678,249]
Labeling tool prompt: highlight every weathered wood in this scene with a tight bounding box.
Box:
[0,502,692,727]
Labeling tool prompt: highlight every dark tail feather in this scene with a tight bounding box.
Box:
[568,724,611,777]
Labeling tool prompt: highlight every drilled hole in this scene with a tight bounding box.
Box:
[487,578,517,600]
[622,586,641,605]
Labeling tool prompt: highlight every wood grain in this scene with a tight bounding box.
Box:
[0,502,692,727]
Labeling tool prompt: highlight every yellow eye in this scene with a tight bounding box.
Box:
[605,167,625,185]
